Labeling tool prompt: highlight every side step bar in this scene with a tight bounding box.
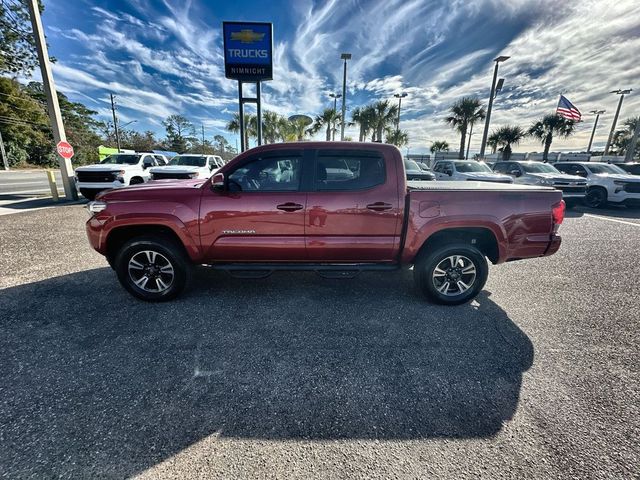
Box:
[208,263,400,279]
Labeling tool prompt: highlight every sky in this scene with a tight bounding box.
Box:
[36,0,640,154]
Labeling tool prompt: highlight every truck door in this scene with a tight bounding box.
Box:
[305,149,401,262]
[199,150,307,262]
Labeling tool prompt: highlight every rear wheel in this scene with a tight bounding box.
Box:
[129,177,144,185]
[114,235,191,301]
[414,243,488,305]
[584,187,608,208]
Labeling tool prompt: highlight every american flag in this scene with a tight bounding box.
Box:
[556,95,581,121]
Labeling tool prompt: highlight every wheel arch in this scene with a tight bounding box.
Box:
[105,224,191,267]
[413,227,501,265]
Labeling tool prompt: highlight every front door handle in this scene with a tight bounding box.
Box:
[366,202,393,212]
[277,202,304,212]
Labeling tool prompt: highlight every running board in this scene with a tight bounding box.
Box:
[209,263,400,278]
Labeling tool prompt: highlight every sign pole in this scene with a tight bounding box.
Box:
[0,131,9,170]
[27,0,77,200]
[238,81,245,153]
[256,81,262,146]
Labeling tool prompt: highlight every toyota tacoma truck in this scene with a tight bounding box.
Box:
[86,142,564,305]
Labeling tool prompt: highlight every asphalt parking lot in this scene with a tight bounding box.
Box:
[0,204,638,478]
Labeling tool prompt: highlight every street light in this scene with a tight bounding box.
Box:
[340,53,351,141]
[604,89,632,155]
[120,120,138,129]
[329,93,342,141]
[394,92,407,130]
[479,55,510,158]
[587,110,605,154]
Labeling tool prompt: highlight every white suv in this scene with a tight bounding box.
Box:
[554,162,640,208]
[149,154,224,181]
[433,160,513,183]
[75,153,168,200]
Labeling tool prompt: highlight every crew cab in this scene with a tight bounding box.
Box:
[492,161,587,205]
[149,154,225,180]
[85,142,564,305]
[433,160,513,183]
[554,162,640,208]
[617,163,640,176]
[75,153,169,200]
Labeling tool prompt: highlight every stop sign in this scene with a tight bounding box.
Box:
[56,140,74,159]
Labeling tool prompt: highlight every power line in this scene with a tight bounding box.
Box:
[0,90,48,107]
[0,114,48,127]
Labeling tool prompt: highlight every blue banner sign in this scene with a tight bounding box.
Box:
[223,22,273,81]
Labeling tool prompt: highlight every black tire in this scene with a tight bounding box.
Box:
[413,243,488,305]
[80,188,100,200]
[114,235,192,301]
[564,199,577,209]
[584,187,608,208]
[129,177,144,185]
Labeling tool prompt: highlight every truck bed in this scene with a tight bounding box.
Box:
[407,180,555,192]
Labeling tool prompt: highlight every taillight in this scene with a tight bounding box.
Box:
[552,200,566,225]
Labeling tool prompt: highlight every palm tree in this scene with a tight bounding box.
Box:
[308,108,341,141]
[612,116,640,156]
[352,105,375,142]
[493,126,527,160]
[487,132,500,154]
[226,113,257,149]
[445,97,486,159]
[261,111,284,144]
[430,140,449,153]
[385,129,409,147]
[528,114,576,162]
[370,100,398,142]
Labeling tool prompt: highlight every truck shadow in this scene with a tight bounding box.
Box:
[0,266,533,477]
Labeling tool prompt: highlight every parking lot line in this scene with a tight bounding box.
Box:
[583,213,640,227]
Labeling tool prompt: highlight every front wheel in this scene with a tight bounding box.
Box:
[584,187,608,208]
[114,236,191,301]
[414,243,488,305]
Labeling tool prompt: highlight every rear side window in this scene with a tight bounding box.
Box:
[493,163,508,173]
[315,154,385,191]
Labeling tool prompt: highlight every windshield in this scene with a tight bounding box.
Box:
[455,161,492,173]
[169,155,207,167]
[100,154,140,165]
[521,163,560,174]
[404,160,421,171]
[586,164,627,175]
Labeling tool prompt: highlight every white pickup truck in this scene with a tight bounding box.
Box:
[75,153,168,200]
[149,154,225,181]
[433,160,513,183]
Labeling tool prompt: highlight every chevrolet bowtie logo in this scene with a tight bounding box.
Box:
[231,29,265,43]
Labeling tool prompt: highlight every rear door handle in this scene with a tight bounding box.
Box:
[277,202,304,212]
[366,202,393,212]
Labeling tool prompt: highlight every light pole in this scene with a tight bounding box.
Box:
[394,92,407,130]
[329,93,342,141]
[466,125,475,160]
[587,110,605,154]
[120,120,137,129]
[340,53,351,141]
[604,89,632,155]
[479,55,510,159]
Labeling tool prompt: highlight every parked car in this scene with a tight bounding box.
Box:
[149,154,224,180]
[554,162,640,208]
[86,142,564,305]
[75,153,168,200]
[617,163,640,176]
[432,160,513,183]
[492,161,587,206]
[404,159,435,181]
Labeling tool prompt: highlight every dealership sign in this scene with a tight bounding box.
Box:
[223,22,273,81]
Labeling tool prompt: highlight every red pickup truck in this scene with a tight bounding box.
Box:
[86,142,564,305]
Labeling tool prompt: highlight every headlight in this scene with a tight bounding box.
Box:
[86,201,107,214]
[537,178,552,186]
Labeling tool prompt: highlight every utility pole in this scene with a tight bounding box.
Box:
[479,56,509,159]
[604,89,632,155]
[0,131,9,170]
[201,124,205,154]
[624,119,640,162]
[587,110,605,154]
[329,93,341,141]
[110,93,121,152]
[394,92,407,130]
[340,53,351,141]
[27,0,77,200]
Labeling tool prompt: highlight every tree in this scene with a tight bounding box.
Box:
[612,117,640,157]
[226,113,257,149]
[163,114,195,153]
[261,111,288,144]
[445,97,486,159]
[213,134,234,154]
[430,140,449,153]
[308,108,341,141]
[283,117,310,141]
[493,125,526,160]
[385,129,409,147]
[528,114,576,162]
[352,105,375,142]
[370,100,398,142]
[0,0,45,76]
[487,132,500,154]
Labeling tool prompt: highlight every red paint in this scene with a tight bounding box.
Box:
[87,142,563,266]
[56,141,74,159]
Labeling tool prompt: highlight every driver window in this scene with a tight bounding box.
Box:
[228,156,302,192]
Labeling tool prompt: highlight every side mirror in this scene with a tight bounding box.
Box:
[211,172,225,189]
[445,169,453,176]
[510,169,521,177]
